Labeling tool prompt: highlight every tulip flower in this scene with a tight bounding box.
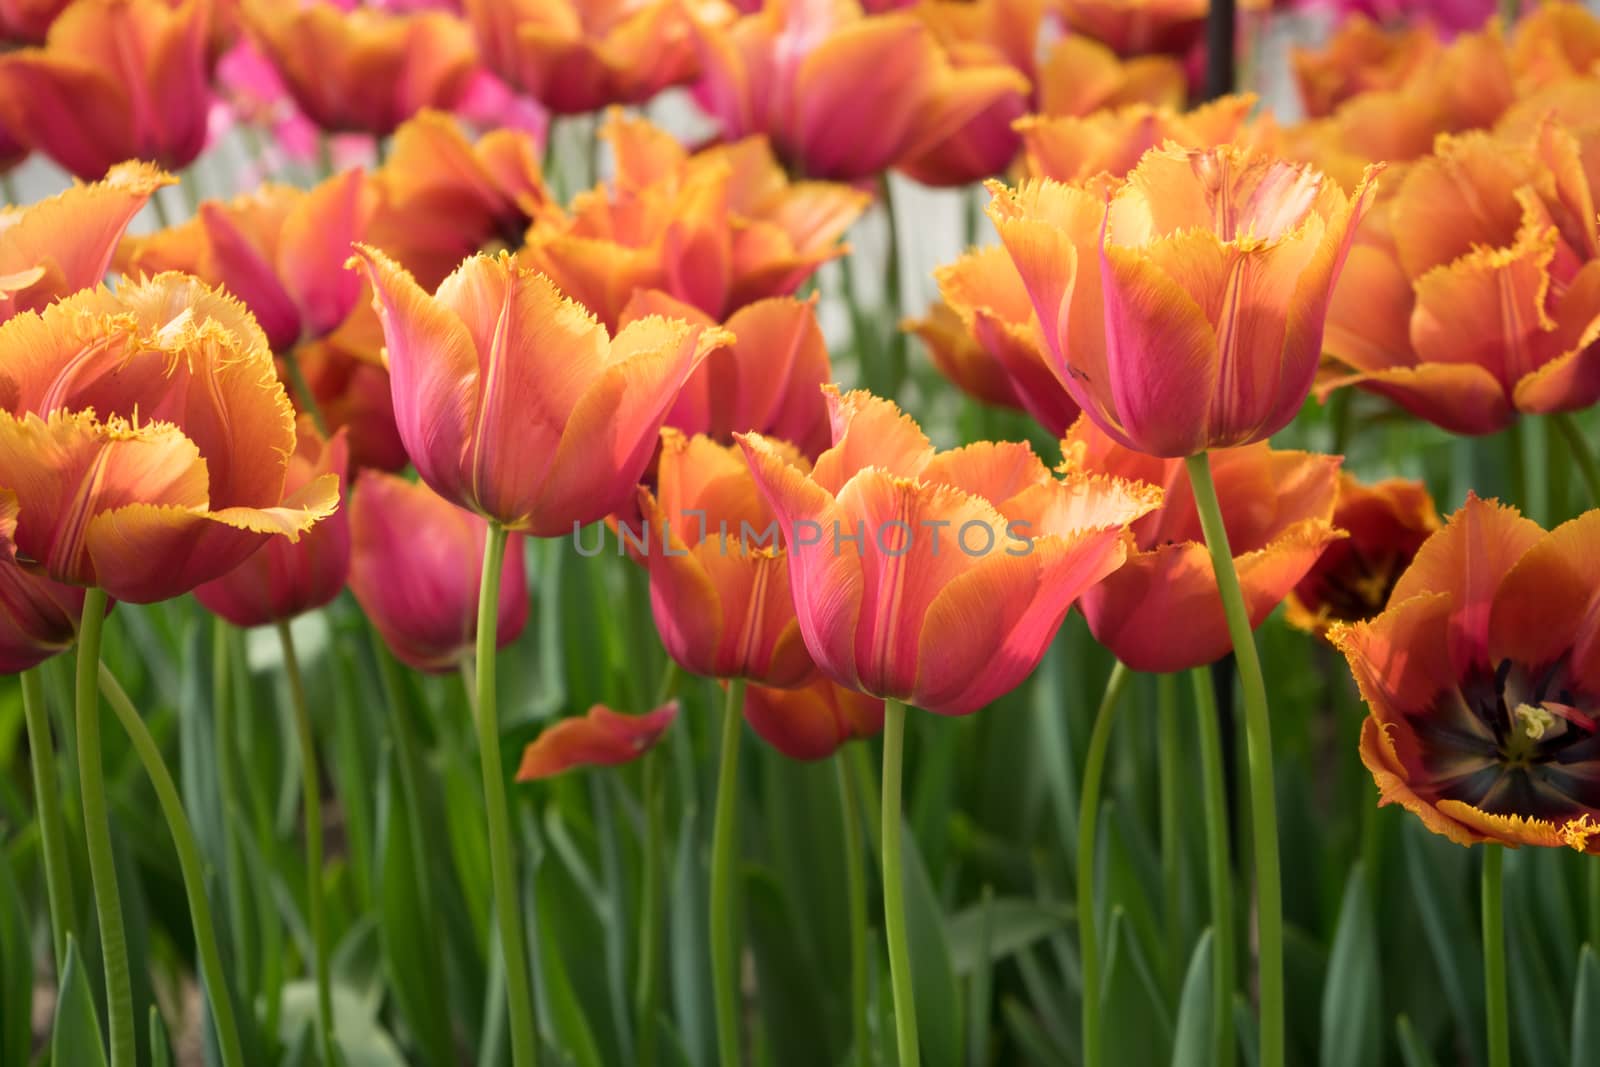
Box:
[1334,495,1600,852]
[743,676,883,761]
[1061,417,1344,672]
[0,0,212,179]
[349,244,729,535]
[741,386,1157,1067]
[463,0,699,115]
[522,114,868,327]
[1285,473,1439,637]
[0,273,340,604]
[243,0,479,136]
[515,702,679,780]
[689,0,1028,181]
[904,298,1029,414]
[1321,125,1600,435]
[638,430,816,687]
[367,110,552,290]
[1291,15,1440,120]
[1015,94,1259,185]
[347,470,528,672]
[911,245,1080,435]
[989,143,1378,458]
[1059,0,1208,57]
[0,493,95,670]
[1511,2,1600,88]
[118,170,375,352]
[194,419,351,627]
[290,335,410,472]
[738,387,1160,716]
[1,161,172,324]
[1032,35,1186,120]
[619,291,833,458]
[0,0,72,42]
[1307,0,1493,37]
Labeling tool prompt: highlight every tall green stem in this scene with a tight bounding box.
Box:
[837,754,869,1067]
[476,523,539,1067]
[1483,846,1509,1067]
[634,660,679,1067]
[98,665,245,1067]
[213,618,254,994]
[1076,661,1131,1067]
[1552,412,1600,506]
[22,668,75,972]
[276,621,337,1067]
[75,587,134,1067]
[1157,673,1182,999]
[1192,667,1237,1067]
[710,678,748,1067]
[880,176,907,397]
[881,698,919,1067]
[1184,452,1284,1067]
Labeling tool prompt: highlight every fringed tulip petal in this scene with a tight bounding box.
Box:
[515,702,679,781]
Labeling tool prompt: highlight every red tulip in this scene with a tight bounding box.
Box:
[743,676,883,761]
[0,495,104,673]
[348,470,528,673]
[515,702,679,780]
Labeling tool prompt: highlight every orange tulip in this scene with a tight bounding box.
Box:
[463,0,699,115]
[1,161,171,324]
[743,676,883,760]
[367,110,553,290]
[194,419,350,627]
[619,290,833,458]
[1320,125,1600,435]
[1291,15,1440,120]
[1032,35,1186,120]
[1509,1,1600,89]
[1333,496,1600,852]
[1014,93,1258,185]
[0,273,339,603]
[1062,416,1344,673]
[1285,473,1440,637]
[903,297,1029,414]
[290,334,409,472]
[738,387,1160,716]
[1,496,104,672]
[522,114,868,327]
[118,169,376,352]
[989,143,1378,458]
[349,245,729,535]
[243,0,479,136]
[348,469,529,673]
[689,0,1027,181]
[0,0,72,42]
[910,244,1079,434]
[637,430,815,687]
[0,0,212,179]
[515,702,679,780]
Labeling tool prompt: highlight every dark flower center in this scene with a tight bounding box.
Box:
[1408,657,1600,822]
[1307,544,1406,624]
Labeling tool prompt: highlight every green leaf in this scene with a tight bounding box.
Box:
[1403,822,1483,1065]
[1396,1014,1440,1067]
[0,845,32,1067]
[53,936,108,1067]
[745,866,831,1067]
[1170,929,1215,1067]
[1101,907,1172,1067]
[1570,945,1600,1067]
[967,888,996,1067]
[150,1006,174,1067]
[900,823,963,1067]
[947,897,1073,976]
[1320,865,1381,1067]
[533,856,607,1067]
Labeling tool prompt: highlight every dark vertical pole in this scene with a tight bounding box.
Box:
[1205,0,1238,101]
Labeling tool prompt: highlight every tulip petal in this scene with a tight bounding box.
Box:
[1358,716,1483,847]
[515,702,679,781]
[1390,494,1543,674]
[1325,362,1513,436]
[743,677,883,761]
[1490,510,1600,694]
[1323,239,1415,375]
[811,386,935,492]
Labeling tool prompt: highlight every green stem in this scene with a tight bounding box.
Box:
[710,677,748,1067]
[1483,846,1509,1067]
[277,621,337,1067]
[837,754,870,1067]
[1552,412,1600,507]
[22,668,75,973]
[1157,673,1183,999]
[98,664,246,1067]
[880,176,907,397]
[1184,452,1283,1067]
[282,345,330,436]
[881,698,920,1067]
[634,661,680,1067]
[1076,661,1131,1067]
[150,188,174,230]
[1192,667,1237,1067]
[1589,860,1600,950]
[212,618,254,1012]
[476,523,540,1067]
[75,587,134,1067]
